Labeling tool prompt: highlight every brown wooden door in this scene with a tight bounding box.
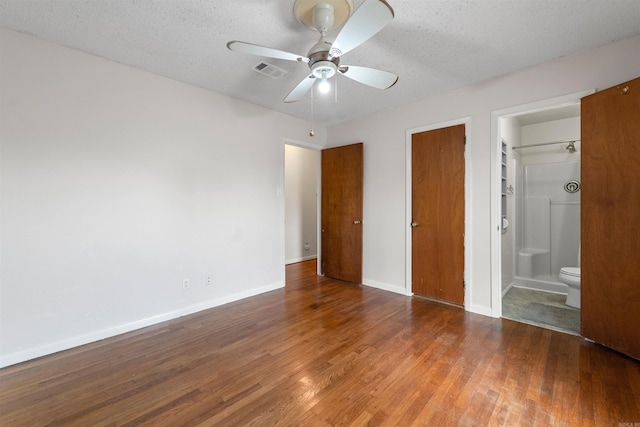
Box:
[321,143,363,284]
[412,125,465,304]
[581,77,640,360]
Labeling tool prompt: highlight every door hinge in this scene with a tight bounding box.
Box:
[463,280,466,290]
[464,136,467,145]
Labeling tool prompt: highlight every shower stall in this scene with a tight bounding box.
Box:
[513,160,581,293]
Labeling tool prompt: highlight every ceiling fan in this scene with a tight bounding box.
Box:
[227,0,398,103]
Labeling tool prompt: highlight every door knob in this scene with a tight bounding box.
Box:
[353,220,362,225]
[411,222,419,227]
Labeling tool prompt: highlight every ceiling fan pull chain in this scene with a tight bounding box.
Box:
[309,85,315,137]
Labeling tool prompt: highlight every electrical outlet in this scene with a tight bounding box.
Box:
[183,278,190,289]
[205,275,213,286]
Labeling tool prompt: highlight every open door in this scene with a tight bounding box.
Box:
[321,143,363,284]
[581,76,640,360]
[412,125,465,305]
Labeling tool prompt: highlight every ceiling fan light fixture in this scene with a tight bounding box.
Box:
[318,71,331,93]
[311,60,337,79]
[310,58,337,95]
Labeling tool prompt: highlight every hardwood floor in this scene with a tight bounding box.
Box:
[1,260,639,426]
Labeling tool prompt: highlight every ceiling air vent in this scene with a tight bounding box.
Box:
[252,61,288,80]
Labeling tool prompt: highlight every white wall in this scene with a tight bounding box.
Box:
[327,35,640,317]
[284,145,318,264]
[520,117,581,164]
[0,29,326,367]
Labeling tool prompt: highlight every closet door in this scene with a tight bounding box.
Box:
[581,76,640,361]
[411,124,465,305]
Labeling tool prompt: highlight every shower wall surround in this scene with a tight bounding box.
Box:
[515,160,581,293]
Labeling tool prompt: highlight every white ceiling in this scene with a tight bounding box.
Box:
[1,0,639,126]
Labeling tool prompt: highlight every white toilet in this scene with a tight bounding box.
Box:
[559,247,580,309]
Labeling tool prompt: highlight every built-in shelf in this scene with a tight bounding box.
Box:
[501,141,508,235]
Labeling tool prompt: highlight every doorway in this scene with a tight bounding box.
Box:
[284,141,320,269]
[283,139,364,284]
[500,105,582,334]
[491,91,593,332]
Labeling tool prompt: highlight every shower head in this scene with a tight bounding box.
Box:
[566,141,576,153]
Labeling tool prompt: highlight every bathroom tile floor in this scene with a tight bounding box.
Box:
[502,286,580,335]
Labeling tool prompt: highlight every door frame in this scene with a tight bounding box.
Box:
[489,90,594,318]
[405,117,470,309]
[282,137,324,278]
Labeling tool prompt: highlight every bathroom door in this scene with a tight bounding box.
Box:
[411,124,465,305]
[321,143,363,284]
[581,76,640,361]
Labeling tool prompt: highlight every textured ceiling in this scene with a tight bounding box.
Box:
[1,0,640,126]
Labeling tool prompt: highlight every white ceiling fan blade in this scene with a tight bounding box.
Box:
[339,65,398,89]
[329,0,394,57]
[227,41,309,63]
[284,74,316,103]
